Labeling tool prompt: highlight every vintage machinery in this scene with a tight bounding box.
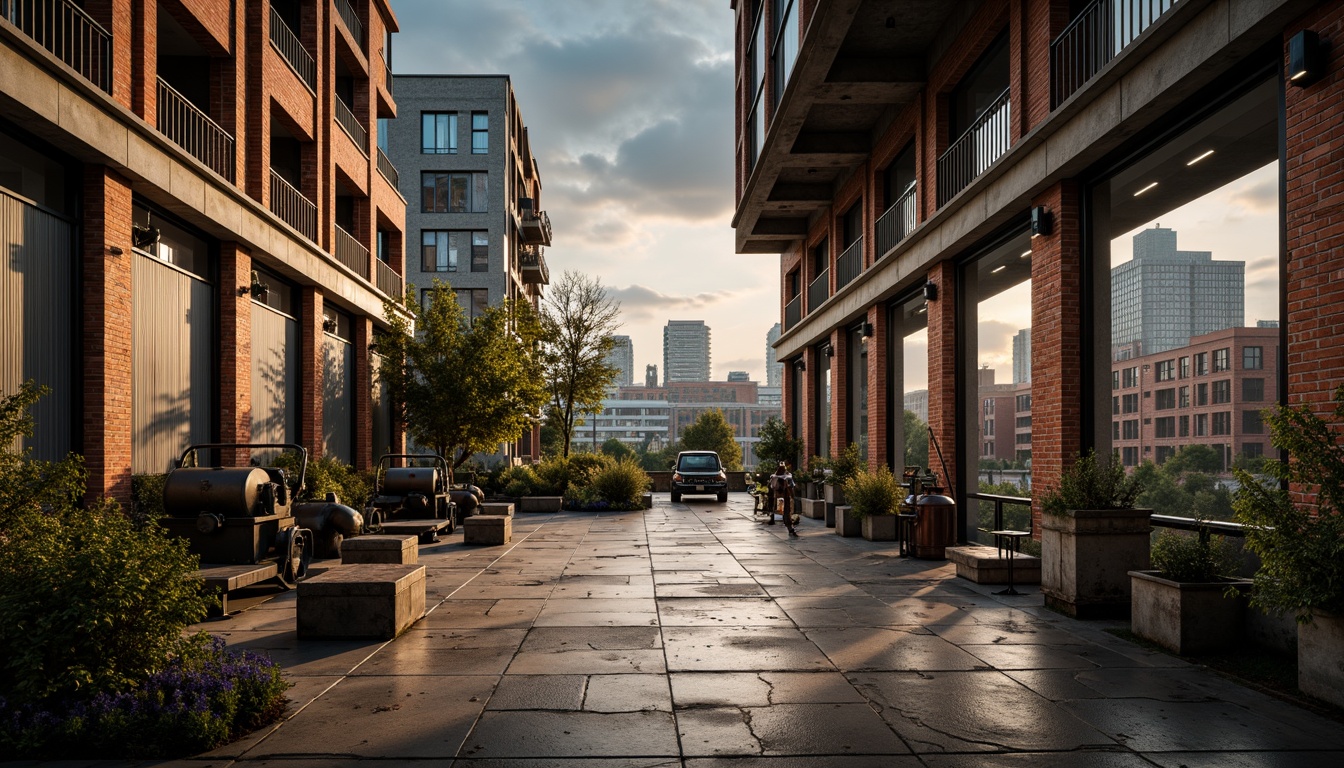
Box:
[901,466,956,560]
[366,454,458,542]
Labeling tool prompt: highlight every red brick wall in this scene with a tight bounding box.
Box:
[129,0,155,124]
[832,328,849,455]
[926,261,958,496]
[82,167,134,506]
[354,316,373,469]
[868,305,889,471]
[801,345,816,461]
[218,243,252,466]
[300,287,325,458]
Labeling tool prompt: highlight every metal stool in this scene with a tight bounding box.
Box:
[897,513,918,557]
[990,530,1029,596]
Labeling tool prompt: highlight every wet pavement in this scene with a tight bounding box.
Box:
[36,494,1344,766]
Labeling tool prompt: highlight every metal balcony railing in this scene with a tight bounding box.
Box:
[334,96,367,153]
[520,244,550,285]
[1051,0,1178,108]
[875,185,918,259]
[382,56,393,97]
[156,77,235,182]
[835,238,863,291]
[269,169,317,241]
[269,6,314,90]
[375,258,401,299]
[807,269,829,314]
[376,147,399,188]
[784,295,801,331]
[334,225,370,279]
[335,0,363,47]
[937,88,1010,207]
[519,198,553,246]
[2,0,112,93]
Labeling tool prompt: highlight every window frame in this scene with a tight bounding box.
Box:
[421,112,458,155]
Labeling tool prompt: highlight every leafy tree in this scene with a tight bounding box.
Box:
[1161,443,1223,475]
[1133,445,1235,521]
[755,416,803,469]
[903,409,930,469]
[679,409,743,470]
[378,280,549,480]
[600,438,636,462]
[541,271,621,457]
[538,404,568,458]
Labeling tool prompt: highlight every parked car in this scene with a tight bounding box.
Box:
[671,450,728,503]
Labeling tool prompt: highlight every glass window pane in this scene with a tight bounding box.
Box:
[450,174,468,212]
[471,231,488,272]
[473,173,489,212]
[421,230,435,271]
[889,292,928,472]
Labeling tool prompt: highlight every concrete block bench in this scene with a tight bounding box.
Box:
[297,564,426,640]
[518,496,563,513]
[479,502,515,516]
[340,535,418,565]
[642,492,653,509]
[464,515,512,545]
[798,498,827,520]
[947,545,1041,585]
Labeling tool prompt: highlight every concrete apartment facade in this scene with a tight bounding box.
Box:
[593,379,781,466]
[608,335,635,387]
[663,320,712,383]
[735,0,1344,538]
[1,0,409,504]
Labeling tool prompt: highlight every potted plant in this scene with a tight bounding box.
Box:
[843,466,902,541]
[1233,385,1344,708]
[1129,526,1249,654]
[1039,449,1150,618]
[806,455,829,499]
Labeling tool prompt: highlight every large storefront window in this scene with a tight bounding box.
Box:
[888,292,929,472]
[962,229,1033,542]
[1092,76,1280,521]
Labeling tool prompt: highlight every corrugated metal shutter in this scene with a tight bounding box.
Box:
[370,351,392,459]
[0,190,74,459]
[132,254,213,473]
[323,334,354,463]
[251,302,299,446]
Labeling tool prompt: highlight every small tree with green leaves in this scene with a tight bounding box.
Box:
[541,271,621,458]
[1039,449,1144,517]
[904,409,930,468]
[755,416,803,470]
[679,409,743,470]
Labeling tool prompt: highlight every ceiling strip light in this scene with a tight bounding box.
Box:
[1133,182,1159,197]
[991,265,1007,274]
[1186,149,1215,166]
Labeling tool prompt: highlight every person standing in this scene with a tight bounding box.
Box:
[767,461,799,537]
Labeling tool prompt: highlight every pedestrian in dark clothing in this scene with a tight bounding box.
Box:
[767,461,799,537]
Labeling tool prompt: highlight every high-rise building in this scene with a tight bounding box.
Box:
[607,336,634,387]
[663,320,711,383]
[1013,329,1031,384]
[727,371,750,382]
[1111,227,1244,359]
[766,323,783,387]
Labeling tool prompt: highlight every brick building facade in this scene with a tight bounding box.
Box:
[1,0,407,505]
[734,0,1339,539]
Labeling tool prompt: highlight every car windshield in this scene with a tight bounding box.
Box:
[679,454,720,472]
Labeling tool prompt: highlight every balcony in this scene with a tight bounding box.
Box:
[520,244,550,286]
[334,96,367,153]
[784,295,801,332]
[1,0,112,93]
[807,269,829,314]
[382,57,394,97]
[835,238,863,291]
[269,169,317,241]
[1052,0,1179,108]
[375,258,401,300]
[335,0,363,48]
[937,88,1011,207]
[269,6,314,90]
[334,224,370,279]
[875,185,918,259]
[156,77,235,182]
[376,147,399,188]
[518,198,552,246]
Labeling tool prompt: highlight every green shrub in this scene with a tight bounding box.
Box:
[1039,449,1143,517]
[0,381,85,531]
[130,472,167,525]
[842,466,904,517]
[1150,529,1239,582]
[566,452,613,489]
[807,455,830,481]
[827,443,865,486]
[272,452,369,506]
[498,464,541,496]
[584,457,650,507]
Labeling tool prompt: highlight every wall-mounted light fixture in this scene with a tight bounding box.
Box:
[923,281,938,301]
[824,345,835,358]
[322,316,338,333]
[1030,206,1052,238]
[106,245,123,256]
[245,270,270,301]
[794,358,806,372]
[861,322,875,339]
[1289,30,1323,86]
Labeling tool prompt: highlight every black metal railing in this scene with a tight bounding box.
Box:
[969,492,1034,539]
[835,238,863,291]
[157,77,235,182]
[382,56,393,97]
[2,0,112,93]
[876,185,918,259]
[784,295,801,330]
[269,6,314,90]
[269,170,317,241]
[937,88,1011,207]
[334,96,367,153]
[334,224,370,279]
[335,0,362,47]
[807,269,829,313]
[1051,0,1178,108]
[376,147,398,188]
[375,258,401,299]
[520,244,550,284]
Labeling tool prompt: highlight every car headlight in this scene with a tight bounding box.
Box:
[672,473,682,482]
[717,471,726,480]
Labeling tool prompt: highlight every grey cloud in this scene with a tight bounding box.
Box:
[607,285,737,320]
[1227,176,1277,214]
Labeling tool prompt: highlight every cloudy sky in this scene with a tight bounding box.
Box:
[390,0,780,383]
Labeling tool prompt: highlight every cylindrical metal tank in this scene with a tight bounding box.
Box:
[913,491,957,560]
[163,467,276,518]
[383,467,438,496]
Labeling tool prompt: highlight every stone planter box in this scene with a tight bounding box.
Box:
[464,515,512,545]
[1299,610,1344,708]
[862,514,898,542]
[824,502,836,528]
[947,545,1041,584]
[340,535,418,565]
[297,564,426,640]
[824,483,846,507]
[479,502,514,516]
[1041,508,1152,618]
[835,506,862,537]
[1129,570,1250,654]
[642,492,653,509]
[518,496,563,513]
[798,498,826,519]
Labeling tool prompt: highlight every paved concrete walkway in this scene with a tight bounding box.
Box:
[150,495,1344,765]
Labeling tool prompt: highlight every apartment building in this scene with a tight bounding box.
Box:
[663,320,712,383]
[593,379,781,466]
[737,0,1340,539]
[1,0,408,503]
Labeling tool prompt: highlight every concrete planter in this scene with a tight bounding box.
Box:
[824,502,836,527]
[1041,508,1152,618]
[823,484,845,529]
[798,498,826,519]
[1129,570,1250,654]
[641,492,653,509]
[862,514,898,541]
[517,496,563,513]
[835,505,862,537]
[1299,610,1344,708]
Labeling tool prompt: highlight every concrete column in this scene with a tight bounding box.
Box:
[300,286,325,459]
[219,243,252,466]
